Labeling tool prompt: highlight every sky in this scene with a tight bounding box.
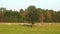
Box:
[0,0,60,11]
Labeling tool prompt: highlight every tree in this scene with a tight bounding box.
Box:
[0,8,4,22]
[37,8,44,23]
[26,6,40,26]
[56,11,60,22]
[4,10,13,22]
[49,10,56,22]
[19,9,26,22]
[43,9,52,22]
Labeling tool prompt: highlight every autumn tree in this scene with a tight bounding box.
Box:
[36,8,44,23]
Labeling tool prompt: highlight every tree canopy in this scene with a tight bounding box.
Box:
[0,5,60,23]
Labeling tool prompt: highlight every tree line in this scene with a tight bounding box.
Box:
[0,5,60,23]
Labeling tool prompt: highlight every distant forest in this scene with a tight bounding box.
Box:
[0,5,60,23]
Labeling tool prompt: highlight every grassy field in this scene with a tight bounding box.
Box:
[0,23,60,34]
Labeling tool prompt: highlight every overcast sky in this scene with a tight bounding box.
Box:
[0,0,60,11]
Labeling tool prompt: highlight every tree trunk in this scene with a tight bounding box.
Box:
[31,22,34,27]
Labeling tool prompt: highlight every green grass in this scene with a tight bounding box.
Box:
[0,23,60,34]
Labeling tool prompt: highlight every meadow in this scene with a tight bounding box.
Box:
[0,23,60,34]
